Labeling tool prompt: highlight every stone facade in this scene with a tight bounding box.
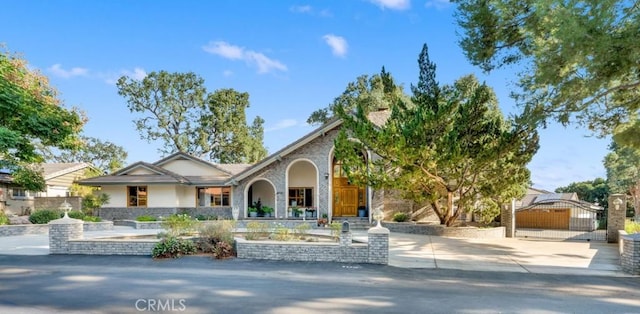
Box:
[501,203,515,238]
[608,194,627,243]
[97,207,232,220]
[620,233,640,275]
[381,222,505,238]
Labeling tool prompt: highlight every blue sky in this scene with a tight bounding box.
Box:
[2,0,610,191]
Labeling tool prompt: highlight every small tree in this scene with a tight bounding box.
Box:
[335,44,538,226]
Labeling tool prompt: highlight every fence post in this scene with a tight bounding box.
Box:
[608,194,627,243]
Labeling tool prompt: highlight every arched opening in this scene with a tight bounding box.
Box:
[332,152,368,217]
[286,159,319,218]
[246,179,276,218]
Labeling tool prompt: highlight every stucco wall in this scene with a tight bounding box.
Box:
[102,186,125,207]
[160,159,225,176]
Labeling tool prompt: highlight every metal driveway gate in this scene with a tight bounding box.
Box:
[515,199,607,241]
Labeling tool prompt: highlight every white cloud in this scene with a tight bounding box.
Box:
[203,41,288,74]
[322,34,348,58]
[48,64,89,78]
[266,119,301,132]
[369,0,411,10]
[425,0,451,10]
[223,70,234,77]
[103,67,147,85]
[290,5,312,13]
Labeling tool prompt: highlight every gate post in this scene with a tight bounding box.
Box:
[608,194,627,243]
[501,200,515,238]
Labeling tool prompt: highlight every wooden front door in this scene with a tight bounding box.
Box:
[333,178,359,216]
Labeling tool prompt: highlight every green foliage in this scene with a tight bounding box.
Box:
[82,216,102,222]
[162,214,197,236]
[81,193,110,216]
[1,47,84,191]
[152,236,196,259]
[245,221,269,240]
[116,71,266,163]
[453,0,640,142]
[329,222,342,241]
[307,67,412,126]
[67,210,85,220]
[212,241,235,259]
[604,142,640,216]
[335,44,538,226]
[625,220,640,234]
[555,178,609,209]
[293,223,311,238]
[38,136,127,174]
[248,207,258,213]
[472,198,501,225]
[194,214,218,221]
[136,215,157,222]
[0,211,9,225]
[29,210,61,224]
[261,206,273,214]
[392,212,410,222]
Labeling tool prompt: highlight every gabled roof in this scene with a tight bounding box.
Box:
[153,152,234,176]
[42,163,95,180]
[227,117,343,184]
[78,161,192,185]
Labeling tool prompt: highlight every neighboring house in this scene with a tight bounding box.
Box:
[515,190,604,231]
[1,163,97,215]
[78,114,400,221]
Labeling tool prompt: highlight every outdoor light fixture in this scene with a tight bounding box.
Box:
[613,198,624,211]
[373,208,384,227]
[324,172,330,179]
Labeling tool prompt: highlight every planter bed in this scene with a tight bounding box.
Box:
[382,221,505,238]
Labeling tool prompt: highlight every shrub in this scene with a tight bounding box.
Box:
[392,212,410,222]
[29,210,61,224]
[83,216,102,222]
[329,222,342,241]
[245,221,269,240]
[162,214,197,236]
[152,236,196,259]
[196,220,235,253]
[67,210,85,220]
[270,223,292,241]
[212,241,235,259]
[294,223,311,238]
[625,220,640,234]
[195,214,218,221]
[136,215,157,222]
[0,211,9,225]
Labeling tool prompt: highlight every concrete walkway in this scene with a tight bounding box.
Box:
[0,226,628,276]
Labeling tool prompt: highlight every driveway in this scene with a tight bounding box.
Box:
[0,227,628,276]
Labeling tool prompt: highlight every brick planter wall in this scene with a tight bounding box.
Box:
[49,216,84,254]
[67,239,158,255]
[620,232,640,275]
[0,221,113,236]
[381,222,505,238]
[98,207,232,221]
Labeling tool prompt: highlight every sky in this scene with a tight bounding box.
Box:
[1,0,610,192]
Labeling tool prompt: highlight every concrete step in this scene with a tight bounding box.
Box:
[331,217,373,230]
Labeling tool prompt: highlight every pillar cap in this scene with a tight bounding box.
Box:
[368,226,390,234]
[49,214,83,225]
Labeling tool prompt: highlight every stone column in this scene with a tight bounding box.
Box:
[49,214,83,254]
[368,226,389,265]
[501,202,515,238]
[608,194,627,243]
[339,230,352,247]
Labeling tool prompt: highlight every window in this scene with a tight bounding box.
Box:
[11,188,30,199]
[197,187,230,207]
[128,186,147,207]
[288,187,313,207]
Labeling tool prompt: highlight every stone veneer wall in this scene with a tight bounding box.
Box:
[381,222,505,238]
[49,216,84,254]
[0,221,113,236]
[97,207,232,220]
[67,239,157,255]
[619,231,640,275]
[236,226,389,264]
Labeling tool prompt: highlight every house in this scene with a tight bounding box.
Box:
[515,190,604,231]
[78,116,400,222]
[1,163,97,215]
